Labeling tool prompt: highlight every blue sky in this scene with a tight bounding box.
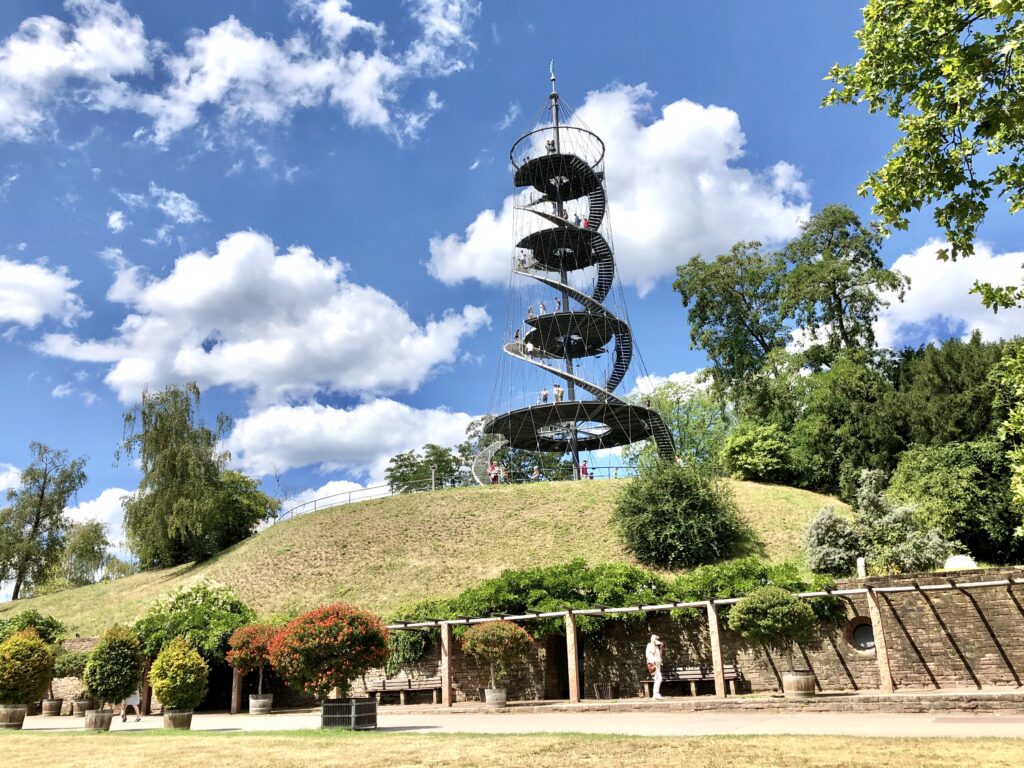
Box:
[1,1,1022,549]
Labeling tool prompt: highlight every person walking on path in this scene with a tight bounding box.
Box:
[121,689,142,722]
[489,461,499,485]
[646,635,664,700]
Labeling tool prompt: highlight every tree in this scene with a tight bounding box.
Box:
[786,352,899,497]
[268,604,390,700]
[55,521,110,587]
[227,624,276,698]
[625,380,733,470]
[782,204,908,362]
[0,629,54,705]
[384,444,461,493]
[992,341,1024,526]
[673,242,788,394]
[613,461,746,569]
[886,331,1006,447]
[720,423,793,483]
[825,1,1024,307]
[888,440,1019,563]
[460,621,533,690]
[119,382,276,567]
[728,586,817,672]
[0,442,87,600]
[150,637,208,712]
[83,625,145,708]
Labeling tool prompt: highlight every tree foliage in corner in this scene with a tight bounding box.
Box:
[0,442,87,600]
[992,341,1024,529]
[825,0,1024,307]
[613,461,745,569]
[119,382,278,568]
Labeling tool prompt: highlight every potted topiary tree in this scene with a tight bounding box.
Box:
[82,625,146,730]
[728,586,817,698]
[0,610,66,717]
[149,637,209,729]
[227,623,276,715]
[0,629,55,729]
[460,621,533,707]
[53,650,92,715]
[269,604,389,730]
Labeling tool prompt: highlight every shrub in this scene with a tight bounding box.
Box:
[269,604,389,700]
[150,637,209,711]
[721,423,792,482]
[460,621,533,690]
[728,586,816,671]
[888,440,1020,563]
[133,579,255,661]
[53,650,90,680]
[83,625,145,707]
[852,469,956,575]
[227,624,276,696]
[614,461,745,568]
[805,507,862,576]
[0,629,54,704]
[669,557,843,624]
[0,610,66,646]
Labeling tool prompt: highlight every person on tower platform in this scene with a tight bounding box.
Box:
[539,387,549,404]
[553,383,564,403]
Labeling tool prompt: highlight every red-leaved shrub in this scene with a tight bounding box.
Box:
[227,623,276,696]
[268,604,389,700]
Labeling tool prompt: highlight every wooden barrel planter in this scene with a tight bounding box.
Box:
[249,694,273,715]
[41,698,64,716]
[84,709,114,731]
[163,710,193,729]
[782,670,816,699]
[592,682,620,700]
[483,688,507,707]
[71,699,94,717]
[0,704,28,730]
[321,698,376,730]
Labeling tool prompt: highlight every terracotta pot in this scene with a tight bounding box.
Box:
[0,704,28,730]
[41,698,63,716]
[782,670,816,699]
[249,693,273,715]
[84,709,114,731]
[483,688,507,707]
[163,710,193,729]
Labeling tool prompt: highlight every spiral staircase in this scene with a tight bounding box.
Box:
[473,74,675,484]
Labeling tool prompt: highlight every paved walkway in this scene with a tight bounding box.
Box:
[20,709,1024,738]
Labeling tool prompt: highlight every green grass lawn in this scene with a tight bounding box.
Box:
[0,479,846,636]
[2,730,1021,768]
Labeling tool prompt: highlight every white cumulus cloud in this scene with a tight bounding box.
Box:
[428,83,811,295]
[875,240,1024,348]
[106,209,126,232]
[0,463,20,492]
[224,397,473,480]
[0,257,87,328]
[0,0,479,145]
[38,230,489,404]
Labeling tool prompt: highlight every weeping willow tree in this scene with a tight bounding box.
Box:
[119,382,278,568]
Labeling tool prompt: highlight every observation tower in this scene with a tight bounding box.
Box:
[473,68,676,483]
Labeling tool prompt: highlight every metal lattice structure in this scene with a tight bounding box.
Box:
[473,70,675,484]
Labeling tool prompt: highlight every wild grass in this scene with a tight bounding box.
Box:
[1,730,1021,768]
[0,480,846,636]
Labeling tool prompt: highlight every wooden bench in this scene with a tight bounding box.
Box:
[641,664,742,698]
[366,677,443,705]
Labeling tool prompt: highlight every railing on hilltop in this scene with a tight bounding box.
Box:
[272,465,639,526]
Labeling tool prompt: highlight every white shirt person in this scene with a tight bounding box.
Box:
[645,634,664,699]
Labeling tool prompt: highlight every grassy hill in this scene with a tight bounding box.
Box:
[0,479,846,636]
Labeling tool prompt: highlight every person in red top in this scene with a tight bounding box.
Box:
[580,460,588,480]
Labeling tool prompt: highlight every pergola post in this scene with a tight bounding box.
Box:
[140,661,152,715]
[440,622,453,707]
[706,601,726,698]
[565,611,581,703]
[230,668,243,714]
[866,586,895,693]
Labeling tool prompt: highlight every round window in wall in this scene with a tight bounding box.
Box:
[845,618,875,651]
